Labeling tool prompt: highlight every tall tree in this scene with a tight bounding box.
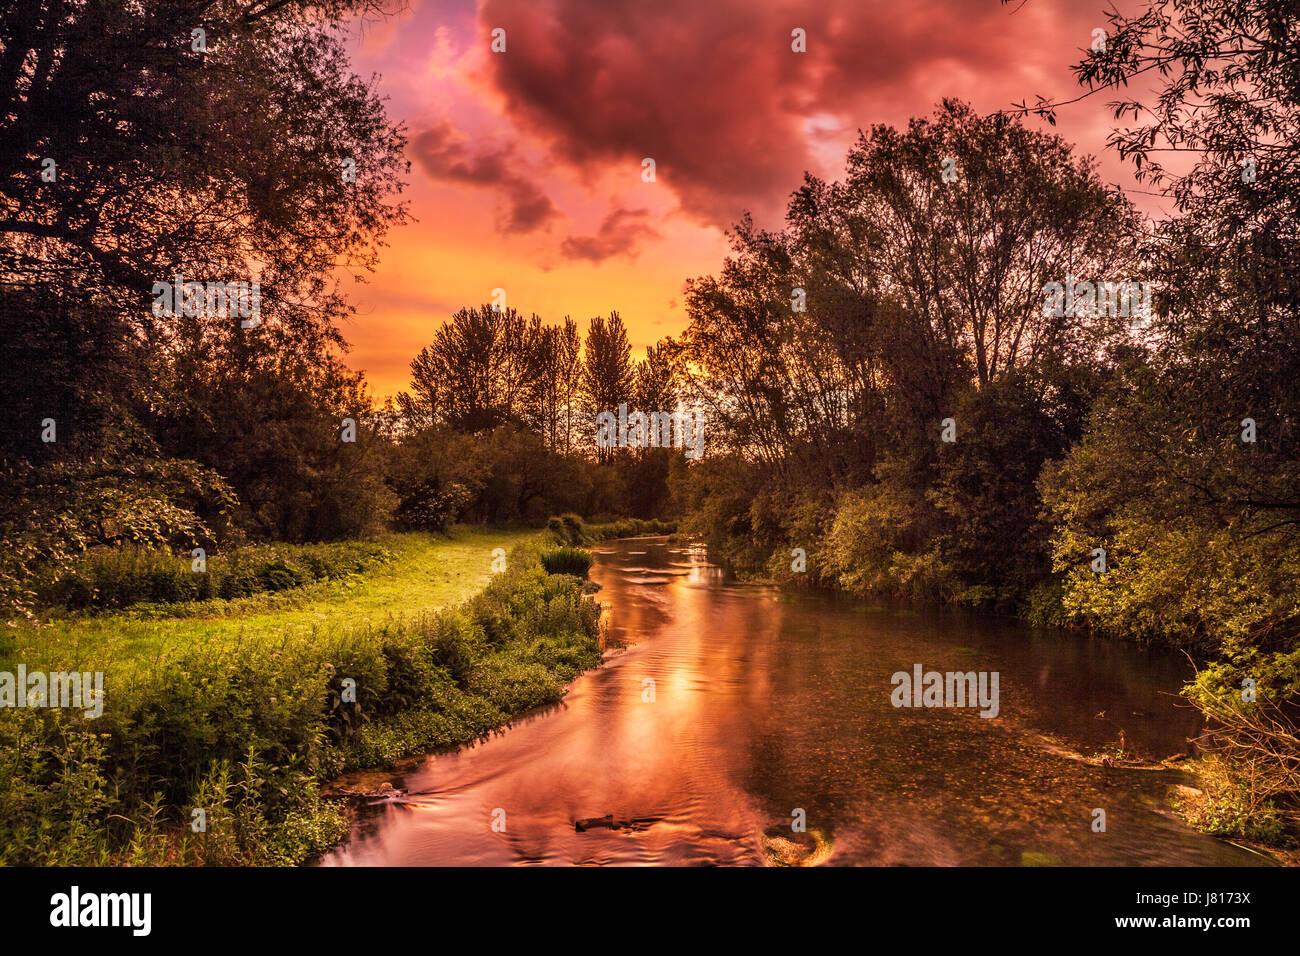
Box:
[399,305,547,434]
[556,317,583,455]
[0,0,410,609]
[581,312,634,458]
[1016,0,1300,834]
[634,342,677,414]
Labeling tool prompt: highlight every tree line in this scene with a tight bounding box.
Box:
[385,305,684,531]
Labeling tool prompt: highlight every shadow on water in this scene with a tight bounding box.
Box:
[319,537,1270,867]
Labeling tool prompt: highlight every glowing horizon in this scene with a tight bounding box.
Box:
[338,0,1169,402]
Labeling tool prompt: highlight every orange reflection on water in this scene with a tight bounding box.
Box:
[321,539,1269,868]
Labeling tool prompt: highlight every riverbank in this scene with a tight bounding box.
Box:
[0,525,609,866]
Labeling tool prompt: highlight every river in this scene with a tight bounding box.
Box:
[319,537,1269,866]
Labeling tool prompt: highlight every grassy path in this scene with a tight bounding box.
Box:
[2,526,540,672]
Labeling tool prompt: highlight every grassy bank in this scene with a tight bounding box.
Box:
[4,528,537,669]
[0,525,604,866]
[552,513,676,544]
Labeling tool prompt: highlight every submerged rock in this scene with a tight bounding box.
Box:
[364,781,406,800]
[760,827,832,866]
[573,814,663,832]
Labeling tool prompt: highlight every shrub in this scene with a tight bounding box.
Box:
[543,513,675,548]
[560,513,587,544]
[43,540,394,611]
[582,516,675,541]
[428,615,478,686]
[393,479,472,533]
[546,516,567,542]
[466,656,567,715]
[1180,650,1300,842]
[540,547,594,577]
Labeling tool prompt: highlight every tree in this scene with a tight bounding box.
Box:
[0,0,411,610]
[556,317,583,455]
[1,0,408,344]
[581,312,633,459]
[633,342,676,415]
[797,99,1136,392]
[399,305,546,433]
[677,102,1132,497]
[535,317,583,452]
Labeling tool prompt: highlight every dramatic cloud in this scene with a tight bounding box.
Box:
[477,0,1106,229]
[560,207,661,263]
[345,0,1158,398]
[410,119,561,232]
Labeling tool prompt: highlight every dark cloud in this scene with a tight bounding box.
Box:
[479,0,1104,229]
[560,207,660,263]
[409,119,561,231]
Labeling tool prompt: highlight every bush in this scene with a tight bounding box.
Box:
[393,479,472,533]
[1179,650,1300,842]
[428,615,478,685]
[544,513,675,548]
[466,656,567,715]
[44,540,394,611]
[540,547,594,577]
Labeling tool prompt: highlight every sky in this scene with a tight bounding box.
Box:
[337,0,1170,401]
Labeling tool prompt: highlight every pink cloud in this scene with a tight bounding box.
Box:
[409,118,562,232]
[560,207,661,263]
[477,0,1120,229]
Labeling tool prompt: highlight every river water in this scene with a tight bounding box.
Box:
[320,537,1268,866]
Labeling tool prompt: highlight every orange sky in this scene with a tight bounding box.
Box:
[337,0,1172,402]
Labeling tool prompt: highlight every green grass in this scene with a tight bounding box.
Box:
[0,526,540,674]
[0,524,604,866]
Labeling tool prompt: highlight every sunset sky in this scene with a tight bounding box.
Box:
[338,0,1170,401]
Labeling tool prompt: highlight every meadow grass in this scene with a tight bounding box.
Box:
[0,524,605,865]
[1,526,540,674]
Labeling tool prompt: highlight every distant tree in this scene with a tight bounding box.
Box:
[399,305,546,433]
[535,319,583,452]
[581,312,634,459]
[633,342,676,414]
[556,317,583,455]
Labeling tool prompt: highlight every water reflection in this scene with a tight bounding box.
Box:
[319,538,1268,867]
